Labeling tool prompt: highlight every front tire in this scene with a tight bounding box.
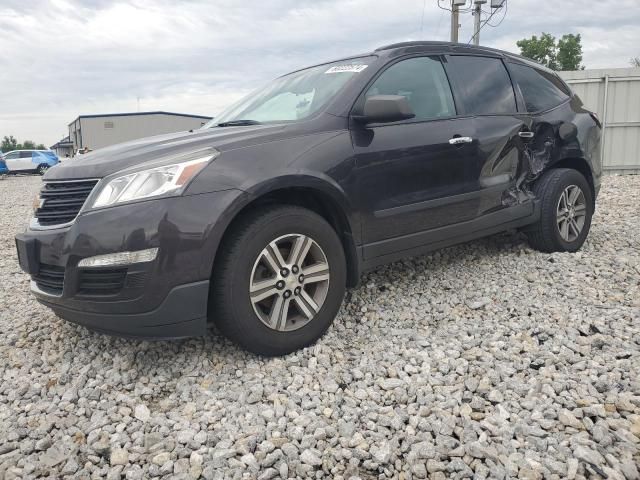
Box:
[211,205,347,356]
[526,168,594,253]
[37,164,49,175]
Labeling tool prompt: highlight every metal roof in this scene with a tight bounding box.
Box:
[69,111,212,126]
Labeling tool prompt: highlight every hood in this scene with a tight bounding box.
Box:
[45,124,288,180]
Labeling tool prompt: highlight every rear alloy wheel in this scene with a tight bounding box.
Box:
[556,185,587,242]
[211,205,346,356]
[37,164,49,175]
[526,168,593,253]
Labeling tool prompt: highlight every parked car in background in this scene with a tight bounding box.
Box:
[0,152,8,175]
[15,41,601,355]
[3,150,59,175]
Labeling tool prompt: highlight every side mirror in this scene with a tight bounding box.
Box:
[354,95,415,124]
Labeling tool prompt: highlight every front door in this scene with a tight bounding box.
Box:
[3,151,33,171]
[353,55,483,258]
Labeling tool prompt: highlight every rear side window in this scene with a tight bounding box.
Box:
[365,56,456,121]
[509,63,570,112]
[446,55,516,115]
[4,152,18,160]
[19,151,32,158]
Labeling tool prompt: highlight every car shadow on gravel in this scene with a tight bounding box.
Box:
[55,228,532,363]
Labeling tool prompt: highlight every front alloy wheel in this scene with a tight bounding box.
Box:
[250,234,330,332]
[211,205,347,356]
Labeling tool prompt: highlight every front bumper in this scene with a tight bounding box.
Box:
[38,280,210,339]
[16,189,245,338]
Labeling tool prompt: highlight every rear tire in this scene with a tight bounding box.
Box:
[526,168,593,253]
[211,205,347,356]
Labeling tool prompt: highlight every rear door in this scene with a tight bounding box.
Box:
[444,54,533,215]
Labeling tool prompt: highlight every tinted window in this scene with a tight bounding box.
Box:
[446,55,516,115]
[366,57,456,121]
[19,151,32,158]
[4,152,18,160]
[509,63,570,112]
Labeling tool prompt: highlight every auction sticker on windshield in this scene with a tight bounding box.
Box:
[325,64,368,74]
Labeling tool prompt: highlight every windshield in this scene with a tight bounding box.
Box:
[204,57,373,127]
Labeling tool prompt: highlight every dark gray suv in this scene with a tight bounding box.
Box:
[16,42,601,355]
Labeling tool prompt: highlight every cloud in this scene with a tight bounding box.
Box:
[0,0,638,145]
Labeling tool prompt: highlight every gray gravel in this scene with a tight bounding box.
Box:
[1,174,639,480]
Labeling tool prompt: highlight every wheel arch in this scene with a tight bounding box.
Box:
[210,176,361,288]
[548,157,595,207]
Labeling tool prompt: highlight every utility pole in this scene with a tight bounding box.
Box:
[472,0,486,46]
[450,0,465,43]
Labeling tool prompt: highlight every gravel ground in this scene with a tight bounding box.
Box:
[0,174,638,480]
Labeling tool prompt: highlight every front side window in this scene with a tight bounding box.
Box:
[205,57,373,126]
[446,55,517,115]
[365,56,456,122]
[509,63,570,112]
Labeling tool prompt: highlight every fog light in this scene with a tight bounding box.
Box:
[78,248,159,268]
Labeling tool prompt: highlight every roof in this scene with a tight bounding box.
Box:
[50,135,72,149]
[373,40,552,72]
[285,41,551,79]
[374,40,457,51]
[69,111,212,126]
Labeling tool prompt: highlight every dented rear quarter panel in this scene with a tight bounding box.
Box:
[525,98,602,194]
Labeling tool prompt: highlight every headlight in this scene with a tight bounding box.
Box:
[91,153,216,209]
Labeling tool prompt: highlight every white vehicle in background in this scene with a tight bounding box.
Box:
[2,150,59,175]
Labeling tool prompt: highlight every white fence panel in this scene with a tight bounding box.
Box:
[559,68,640,174]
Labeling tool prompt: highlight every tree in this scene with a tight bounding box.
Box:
[556,34,584,71]
[517,33,558,70]
[517,32,585,71]
[631,57,640,67]
[36,143,46,150]
[22,140,37,150]
[1,135,18,152]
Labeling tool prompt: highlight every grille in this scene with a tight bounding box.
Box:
[33,264,65,295]
[78,268,127,296]
[35,180,99,226]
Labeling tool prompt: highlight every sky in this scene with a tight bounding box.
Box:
[1,0,639,147]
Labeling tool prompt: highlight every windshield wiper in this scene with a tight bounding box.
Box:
[216,119,261,127]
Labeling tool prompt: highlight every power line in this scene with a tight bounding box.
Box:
[486,0,508,27]
[468,0,507,44]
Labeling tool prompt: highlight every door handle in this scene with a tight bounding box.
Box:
[518,131,534,139]
[449,136,473,145]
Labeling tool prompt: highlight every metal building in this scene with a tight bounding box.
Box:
[49,135,74,158]
[559,68,640,174]
[68,111,212,156]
